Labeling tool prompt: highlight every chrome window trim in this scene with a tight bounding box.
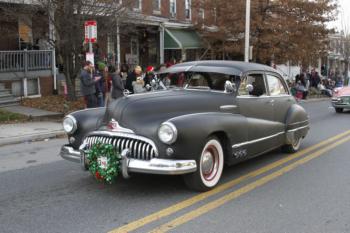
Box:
[85,131,159,156]
[265,72,290,96]
[236,94,292,99]
[232,131,285,149]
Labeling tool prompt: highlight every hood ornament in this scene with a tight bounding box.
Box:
[107,119,135,134]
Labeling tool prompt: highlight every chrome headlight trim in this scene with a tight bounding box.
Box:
[63,115,77,134]
[158,122,178,145]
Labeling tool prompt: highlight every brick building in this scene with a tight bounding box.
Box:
[0,0,212,102]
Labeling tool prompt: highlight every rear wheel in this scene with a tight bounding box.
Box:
[335,108,343,113]
[282,136,302,153]
[183,137,224,191]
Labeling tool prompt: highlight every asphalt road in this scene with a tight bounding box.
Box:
[0,100,350,233]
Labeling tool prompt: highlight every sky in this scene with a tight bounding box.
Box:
[330,0,350,32]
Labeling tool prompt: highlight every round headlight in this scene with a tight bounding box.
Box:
[63,115,77,134]
[158,122,177,144]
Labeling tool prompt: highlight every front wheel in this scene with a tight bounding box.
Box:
[183,137,224,192]
[335,108,343,113]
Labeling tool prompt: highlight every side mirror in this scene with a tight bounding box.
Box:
[151,79,157,87]
[246,84,254,93]
[145,84,152,91]
[224,81,235,93]
[123,89,131,97]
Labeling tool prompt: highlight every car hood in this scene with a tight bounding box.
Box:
[333,86,350,97]
[103,89,235,136]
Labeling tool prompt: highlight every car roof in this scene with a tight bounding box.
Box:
[158,60,278,76]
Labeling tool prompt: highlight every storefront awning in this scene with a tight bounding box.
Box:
[164,28,203,50]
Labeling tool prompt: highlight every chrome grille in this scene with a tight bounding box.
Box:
[85,135,157,160]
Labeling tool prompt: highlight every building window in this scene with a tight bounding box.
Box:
[134,0,142,11]
[213,7,217,24]
[153,0,161,12]
[199,8,204,21]
[170,0,176,18]
[185,0,191,20]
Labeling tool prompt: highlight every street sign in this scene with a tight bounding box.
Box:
[84,20,97,43]
[86,52,94,66]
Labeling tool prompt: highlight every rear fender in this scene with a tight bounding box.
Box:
[285,104,309,144]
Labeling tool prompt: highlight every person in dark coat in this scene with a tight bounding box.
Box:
[80,61,101,108]
[109,66,124,100]
[125,66,142,94]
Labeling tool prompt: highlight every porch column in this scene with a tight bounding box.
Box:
[49,1,57,92]
[116,20,121,69]
[159,24,164,64]
[181,49,186,62]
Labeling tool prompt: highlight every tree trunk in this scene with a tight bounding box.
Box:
[64,53,77,101]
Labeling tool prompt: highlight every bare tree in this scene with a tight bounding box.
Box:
[194,0,337,66]
[34,0,139,100]
[340,5,350,85]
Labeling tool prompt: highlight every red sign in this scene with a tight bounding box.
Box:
[85,20,97,43]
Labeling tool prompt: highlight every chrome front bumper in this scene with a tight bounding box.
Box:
[60,145,197,177]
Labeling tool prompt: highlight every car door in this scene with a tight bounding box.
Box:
[263,72,295,149]
[236,72,278,157]
[265,72,295,123]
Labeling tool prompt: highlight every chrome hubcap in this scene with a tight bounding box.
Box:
[201,145,219,181]
[202,151,214,175]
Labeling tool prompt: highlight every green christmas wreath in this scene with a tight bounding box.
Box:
[87,142,121,184]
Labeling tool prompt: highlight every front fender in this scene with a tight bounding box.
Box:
[67,107,106,149]
[163,112,248,160]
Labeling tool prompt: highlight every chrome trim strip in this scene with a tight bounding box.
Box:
[220,105,238,110]
[232,131,285,149]
[236,94,292,99]
[287,125,309,133]
[288,120,309,126]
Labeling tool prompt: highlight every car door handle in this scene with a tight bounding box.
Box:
[267,99,275,104]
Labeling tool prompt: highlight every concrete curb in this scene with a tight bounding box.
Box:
[0,130,66,147]
[299,97,331,103]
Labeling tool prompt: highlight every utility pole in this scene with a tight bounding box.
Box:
[244,0,251,62]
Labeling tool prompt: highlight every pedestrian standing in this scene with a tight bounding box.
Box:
[126,66,142,94]
[120,64,129,87]
[95,61,107,107]
[109,66,124,100]
[80,61,101,108]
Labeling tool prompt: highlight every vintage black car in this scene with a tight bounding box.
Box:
[60,61,309,191]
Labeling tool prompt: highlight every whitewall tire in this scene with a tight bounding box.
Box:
[184,137,224,191]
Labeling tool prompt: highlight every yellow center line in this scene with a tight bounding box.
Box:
[109,129,350,233]
[150,135,350,233]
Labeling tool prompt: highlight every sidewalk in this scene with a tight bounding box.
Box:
[0,121,65,146]
[2,106,63,121]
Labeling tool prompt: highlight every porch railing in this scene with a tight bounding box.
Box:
[0,50,54,73]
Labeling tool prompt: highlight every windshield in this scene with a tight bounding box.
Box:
[159,72,241,92]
